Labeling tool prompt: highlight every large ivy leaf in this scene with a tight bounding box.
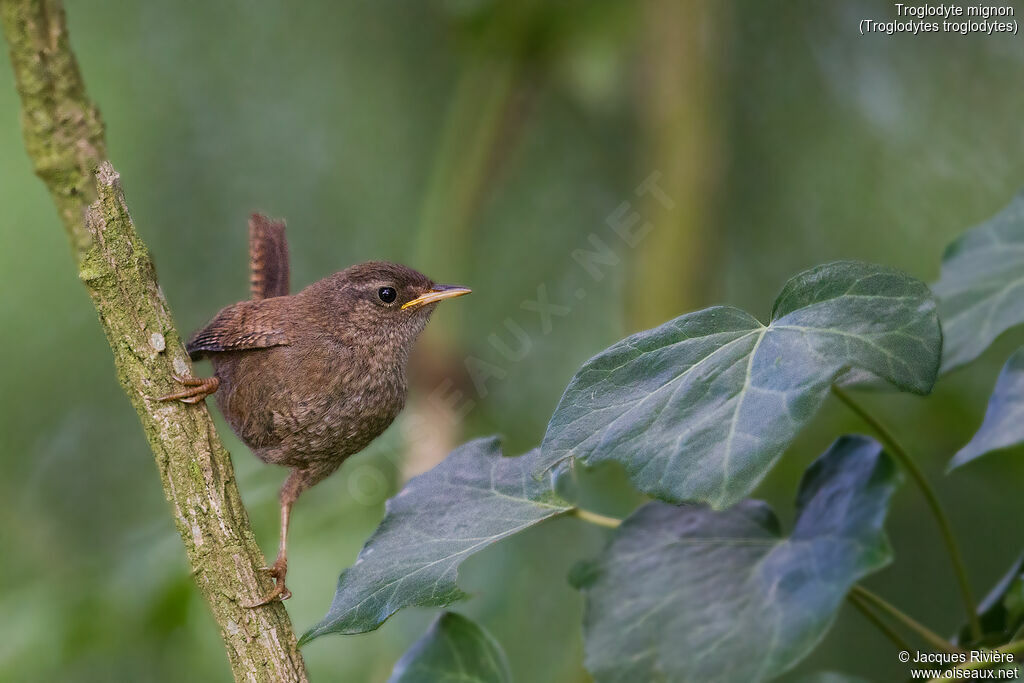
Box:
[540,261,938,507]
[302,438,570,642]
[571,436,901,683]
[955,553,1024,648]
[949,346,1024,470]
[387,612,511,683]
[933,191,1024,372]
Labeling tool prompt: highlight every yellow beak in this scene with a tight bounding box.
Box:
[401,284,472,310]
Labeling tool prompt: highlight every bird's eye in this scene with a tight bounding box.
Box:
[378,286,397,303]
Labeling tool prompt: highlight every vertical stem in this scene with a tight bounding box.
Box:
[629,0,727,329]
[832,385,982,641]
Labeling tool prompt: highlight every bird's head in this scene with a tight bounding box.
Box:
[307,261,470,352]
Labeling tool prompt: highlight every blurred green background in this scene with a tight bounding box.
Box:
[2,1,1024,680]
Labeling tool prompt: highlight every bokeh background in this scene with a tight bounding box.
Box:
[3,1,1024,681]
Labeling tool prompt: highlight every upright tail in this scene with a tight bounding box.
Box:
[249,214,290,300]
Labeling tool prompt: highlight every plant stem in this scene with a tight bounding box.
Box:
[569,508,623,529]
[847,591,914,652]
[850,585,959,654]
[926,640,1024,682]
[832,385,982,641]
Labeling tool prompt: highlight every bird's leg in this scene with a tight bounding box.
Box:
[245,502,292,606]
[157,374,220,404]
[245,471,306,607]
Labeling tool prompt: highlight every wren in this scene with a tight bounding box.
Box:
[160,215,470,606]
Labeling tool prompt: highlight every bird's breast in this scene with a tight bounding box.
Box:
[214,343,409,467]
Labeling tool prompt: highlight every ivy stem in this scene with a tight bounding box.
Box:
[569,508,623,529]
[831,385,982,641]
[850,585,959,654]
[926,640,1024,682]
[847,591,914,652]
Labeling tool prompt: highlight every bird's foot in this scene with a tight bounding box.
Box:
[244,559,291,607]
[157,374,220,404]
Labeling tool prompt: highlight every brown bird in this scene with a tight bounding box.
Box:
[160,215,470,606]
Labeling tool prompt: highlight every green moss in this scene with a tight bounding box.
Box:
[189,460,204,487]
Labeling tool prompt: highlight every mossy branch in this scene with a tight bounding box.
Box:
[82,163,309,682]
[2,1,310,680]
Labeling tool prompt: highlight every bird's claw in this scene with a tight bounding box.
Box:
[157,374,220,404]
[244,561,291,607]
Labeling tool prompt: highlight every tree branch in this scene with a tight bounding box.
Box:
[1,0,104,262]
[2,1,310,680]
[82,163,310,681]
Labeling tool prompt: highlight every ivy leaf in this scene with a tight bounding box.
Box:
[933,191,1024,372]
[387,612,511,683]
[540,261,938,507]
[955,553,1024,648]
[571,436,900,683]
[302,438,570,642]
[949,346,1024,470]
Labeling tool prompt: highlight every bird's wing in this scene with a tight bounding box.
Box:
[249,213,290,300]
[186,300,290,360]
